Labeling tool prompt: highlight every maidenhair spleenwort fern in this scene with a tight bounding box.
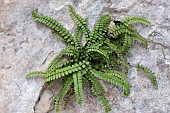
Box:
[26,5,158,113]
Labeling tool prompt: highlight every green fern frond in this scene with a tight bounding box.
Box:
[74,26,83,49]
[87,15,111,45]
[88,76,105,95]
[45,65,78,82]
[136,64,158,89]
[73,71,83,105]
[104,39,122,56]
[121,34,132,55]
[55,76,73,113]
[47,47,76,69]
[26,71,46,78]
[68,5,90,39]
[103,70,130,83]
[116,57,130,73]
[121,16,151,26]
[109,24,135,38]
[31,9,75,46]
[45,60,89,82]
[82,76,89,84]
[104,70,131,96]
[86,75,111,113]
[98,95,111,113]
[86,46,109,61]
[74,26,83,39]
[90,69,131,96]
[94,14,111,33]
[48,59,74,71]
[132,34,148,49]
[109,24,148,49]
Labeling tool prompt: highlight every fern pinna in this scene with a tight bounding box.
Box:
[27,5,158,113]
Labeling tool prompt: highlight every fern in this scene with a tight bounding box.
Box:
[90,69,130,96]
[88,76,111,113]
[121,34,132,55]
[116,57,130,73]
[133,34,148,49]
[86,46,109,61]
[109,24,135,38]
[109,17,149,49]
[98,95,112,113]
[32,9,75,46]
[47,46,76,69]
[73,71,83,105]
[68,5,90,39]
[48,59,74,70]
[87,14,111,45]
[45,61,88,82]
[120,16,151,26]
[73,26,83,49]
[136,64,158,89]
[26,71,46,78]
[55,76,73,113]
[26,5,158,113]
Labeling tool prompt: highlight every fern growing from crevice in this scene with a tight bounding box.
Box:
[26,5,158,113]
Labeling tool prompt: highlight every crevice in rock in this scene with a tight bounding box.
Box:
[46,81,63,113]
[157,24,170,29]
[33,85,47,112]
[147,40,169,61]
[46,85,61,113]
[46,93,55,113]
[15,82,22,96]
[103,1,137,14]
[161,46,166,60]
[147,40,169,48]
[41,51,54,66]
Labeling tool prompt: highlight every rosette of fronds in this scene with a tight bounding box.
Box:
[26,5,157,113]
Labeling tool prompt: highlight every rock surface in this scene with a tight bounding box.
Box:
[0,0,170,113]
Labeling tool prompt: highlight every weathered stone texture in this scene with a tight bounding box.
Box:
[0,0,170,113]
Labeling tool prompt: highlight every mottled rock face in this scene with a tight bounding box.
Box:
[0,0,170,113]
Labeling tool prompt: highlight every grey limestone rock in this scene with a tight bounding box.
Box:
[0,0,170,113]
